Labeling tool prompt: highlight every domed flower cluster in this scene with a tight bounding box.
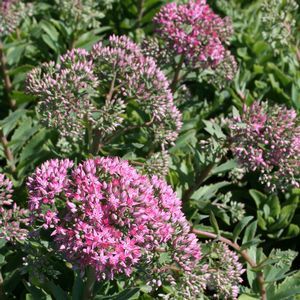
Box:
[153,0,237,81]
[0,173,29,243]
[202,242,245,300]
[230,101,300,191]
[0,0,31,38]
[162,241,245,299]
[26,35,182,150]
[27,157,200,280]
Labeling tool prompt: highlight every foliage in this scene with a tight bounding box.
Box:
[0,0,299,299]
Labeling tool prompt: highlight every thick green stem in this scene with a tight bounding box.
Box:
[0,129,16,173]
[0,43,16,110]
[90,129,103,155]
[106,71,117,105]
[170,55,185,92]
[136,0,145,28]
[82,268,96,300]
[86,116,93,153]
[193,228,267,300]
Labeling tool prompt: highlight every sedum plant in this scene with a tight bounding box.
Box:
[0,0,32,39]
[0,0,299,299]
[0,173,29,243]
[27,157,200,281]
[25,156,246,299]
[26,35,182,174]
[230,101,300,192]
[150,0,237,89]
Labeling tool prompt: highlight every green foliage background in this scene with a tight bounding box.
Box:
[0,0,299,299]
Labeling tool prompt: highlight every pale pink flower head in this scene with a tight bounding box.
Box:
[204,242,245,300]
[0,173,29,243]
[27,35,182,149]
[0,0,31,38]
[27,157,201,280]
[230,101,300,191]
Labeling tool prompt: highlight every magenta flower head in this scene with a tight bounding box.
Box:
[26,35,182,152]
[0,173,29,243]
[230,101,300,191]
[27,157,201,280]
[153,0,237,81]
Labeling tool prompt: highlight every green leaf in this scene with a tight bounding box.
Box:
[249,190,267,209]
[203,120,226,139]
[7,44,26,64]
[242,221,258,245]
[94,288,140,300]
[233,216,254,243]
[191,181,230,201]
[252,40,269,55]
[0,238,7,249]
[11,91,35,105]
[268,195,281,219]
[283,224,300,239]
[211,159,238,175]
[9,117,38,154]
[0,254,5,267]
[18,128,50,166]
[272,271,300,299]
[209,211,220,236]
[267,63,292,86]
[23,281,51,300]
[40,20,59,42]
[42,34,58,52]
[43,281,68,300]
[0,109,26,136]
[269,203,297,232]
[72,272,84,300]
[170,129,197,152]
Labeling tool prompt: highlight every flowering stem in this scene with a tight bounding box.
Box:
[182,163,215,202]
[0,129,16,173]
[0,42,16,110]
[106,71,117,104]
[82,267,96,300]
[192,228,267,300]
[103,117,155,146]
[170,55,185,92]
[137,0,145,28]
[91,129,103,155]
[85,115,93,153]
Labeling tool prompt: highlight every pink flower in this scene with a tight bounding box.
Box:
[27,35,182,148]
[153,0,236,77]
[27,157,201,280]
[230,101,300,191]
[0,173,29,243]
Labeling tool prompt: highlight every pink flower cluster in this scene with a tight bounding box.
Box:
[0,0,31,37]
[153,0,236,79]
[27,48,98,140]
[0,173,29,243]
[203,242,245,299]
[27,35,182,147]
[27,157,200,280]
[230,101,300,191]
